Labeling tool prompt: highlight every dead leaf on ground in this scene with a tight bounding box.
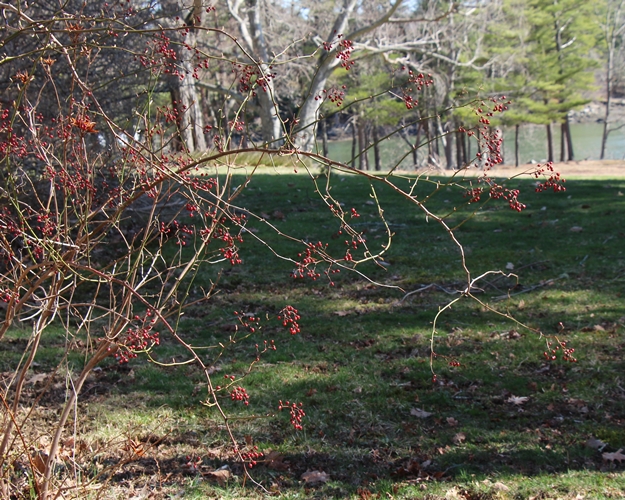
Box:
[411,408,433,418]
[570,226,583,232]
[31,450,48,474]
[204,467,231,485]
[446,417,458,427]
[602,449,625,463]
[506,395,529,406]
[452,432,466,445]
[334,310,350,317]
[27,373,48,385]
[264,450,289,471]
[508,329,521,339]
[492,481,510,492]
[585,437,607,450]
[301,470,330,484]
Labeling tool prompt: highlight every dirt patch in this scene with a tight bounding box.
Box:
[416,159,625,179]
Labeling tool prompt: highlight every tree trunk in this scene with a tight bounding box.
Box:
[321,118,328,156]
[514,124,520,167]
[564,115,574,161]
[455,124,462,169]
[439,118,453,170]
[168,33,207,153]
[546,123,554,163]
[600,0,625,159]
[560,122,566,162]
[293,0,403,150]
[228,0,283,145]
[358,120,368,171]
[351,117,357,166]
[460,125,467,165]
[424,118,433,165]
[372,125,381,171]
[414,121,421,167]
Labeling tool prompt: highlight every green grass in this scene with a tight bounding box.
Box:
[2,170,624,499]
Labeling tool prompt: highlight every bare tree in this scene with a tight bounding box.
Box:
[599,0,625,159]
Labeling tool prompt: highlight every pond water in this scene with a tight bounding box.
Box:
[325,122,625,169]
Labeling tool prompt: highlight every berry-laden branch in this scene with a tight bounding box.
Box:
[0,2,573,497]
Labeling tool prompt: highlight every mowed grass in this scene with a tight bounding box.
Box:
[2,169,624,499]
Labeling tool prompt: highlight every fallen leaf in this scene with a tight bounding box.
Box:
[410,408,432,418]
[27,373,48,385]
[334,310,350,316]
[570,226,583,232]
[506,395,529,406]
[602,449,625,463]
[264,451,289,471]
[492,481,510,492]
[505,262,514,270]
[446,417,458,427]
[593,324,606,331]
[452,432,466,445]
[301,470,330,484]
[31,450,48,474]
[205,467,231,485]
[585,437,607,450]
[508,330,521,339]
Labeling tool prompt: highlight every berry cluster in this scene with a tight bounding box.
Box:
[544,339,577,363]
[114,310,160,363]
[533,162,567,193]
[323,33,355,70]
[240,447,263,468]
[292,242,326,280]
[230,386,250,405]
[315,86,347,107]
[233,63,276,95]
[400,69,434,109]
[489,185,526,212]
[159,219,194,246]
[278,400,305,430]
[234,311,261,333]
[0,289,15,303]
[278,305,301,335]
[464,186,484,203]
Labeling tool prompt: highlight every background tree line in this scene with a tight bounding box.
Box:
[1,0,623,171]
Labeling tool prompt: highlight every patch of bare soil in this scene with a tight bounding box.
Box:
[425,160,625,179]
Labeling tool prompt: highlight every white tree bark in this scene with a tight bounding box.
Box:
[227,0,283,145]
[294,0,405,151]
[165,0,207,153]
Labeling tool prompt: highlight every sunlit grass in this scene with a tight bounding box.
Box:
[2,172,624,498]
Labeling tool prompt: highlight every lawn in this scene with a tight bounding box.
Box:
[1,167,624,499]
